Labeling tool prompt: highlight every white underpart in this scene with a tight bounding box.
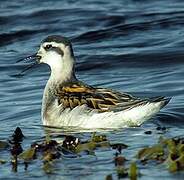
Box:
[42,100,164,129]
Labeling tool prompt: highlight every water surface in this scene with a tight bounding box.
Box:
[0,0,184,179]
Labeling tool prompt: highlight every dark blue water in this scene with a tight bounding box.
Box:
[1,0,184,179]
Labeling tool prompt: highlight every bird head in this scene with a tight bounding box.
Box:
[18,35,76,82]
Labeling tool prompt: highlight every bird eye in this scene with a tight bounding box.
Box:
[45,44,52,50]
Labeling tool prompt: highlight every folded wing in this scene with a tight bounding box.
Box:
[55,81,154,112]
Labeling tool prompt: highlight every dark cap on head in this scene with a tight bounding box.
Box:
[42,35,71,46]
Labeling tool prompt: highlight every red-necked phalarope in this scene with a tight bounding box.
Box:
[19,35,171,128]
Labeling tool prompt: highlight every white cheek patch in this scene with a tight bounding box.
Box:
[41,51,62,66]
[58,43,66,50]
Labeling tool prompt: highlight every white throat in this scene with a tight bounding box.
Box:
[51,58,74,83]
[43,51,75,84]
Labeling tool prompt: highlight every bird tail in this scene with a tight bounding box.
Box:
[149,96,171,109]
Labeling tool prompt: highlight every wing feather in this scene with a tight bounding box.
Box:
[56,82,147,112]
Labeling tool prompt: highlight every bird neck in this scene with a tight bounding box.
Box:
[49,57,77,86]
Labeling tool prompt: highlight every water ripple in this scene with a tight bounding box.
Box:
[0,0,184,179]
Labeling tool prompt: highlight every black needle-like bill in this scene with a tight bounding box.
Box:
[15,54,41,77]
[16,54,40,63]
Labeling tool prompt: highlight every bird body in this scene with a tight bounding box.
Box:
[42,80,169,128]
[23,35,170,129]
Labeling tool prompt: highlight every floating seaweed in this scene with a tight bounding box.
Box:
[137,144,164,161]
[8,127,24,172]
[9,127,24,144]
[0,128,115,173]
[18,147,36,161]
[111,143,128,154]
[114,153,127,166]
[114,150,138,179]
[129,162,138,180]
[0,159,6,164]
[117,166,128,179]
[61,132,111,155]
[137,136,184,173]
[1,126,184,179]
[0,140,9,150]
[144,130,152,135]
[105,174,113,180]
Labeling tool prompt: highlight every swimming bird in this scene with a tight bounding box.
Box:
[21,35,171,129]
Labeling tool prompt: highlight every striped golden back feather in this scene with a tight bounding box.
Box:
[54,81,148,112]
